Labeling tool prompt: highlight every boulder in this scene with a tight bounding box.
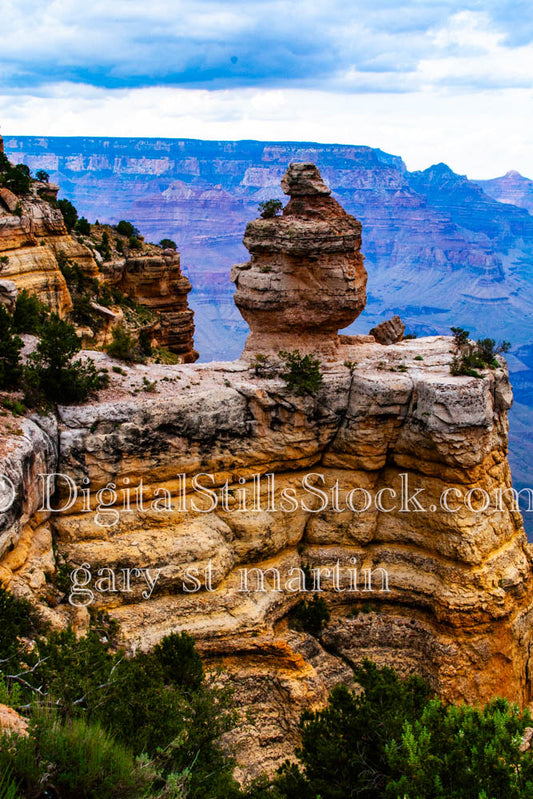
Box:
[0,279,18,312]
[369,315,405,344]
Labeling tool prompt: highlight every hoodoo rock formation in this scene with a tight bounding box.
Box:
[232,163,367,359]
[1,163,533,782]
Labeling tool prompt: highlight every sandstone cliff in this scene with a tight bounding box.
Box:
[232,163,367,359]
[0,139,198,362]
[118,249,197,361]
[1,164,531,783]
[0,182,96,316]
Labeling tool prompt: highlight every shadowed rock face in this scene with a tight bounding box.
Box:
[232,163,367,359]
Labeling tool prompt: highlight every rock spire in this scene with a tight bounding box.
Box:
[232,163,367,359]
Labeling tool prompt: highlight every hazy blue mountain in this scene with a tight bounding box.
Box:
[476,171,533,216]
[5,135,533,533]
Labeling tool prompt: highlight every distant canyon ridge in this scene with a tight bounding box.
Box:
[4,135,533,530]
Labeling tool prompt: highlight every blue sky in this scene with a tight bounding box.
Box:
[1,0,533,177]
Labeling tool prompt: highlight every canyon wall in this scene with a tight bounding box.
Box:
[7,135,533,540]
[1,164,532,782]
[0,183,96,316]
[0,140,198,362]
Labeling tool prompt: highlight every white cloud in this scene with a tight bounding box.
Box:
[2,82,533,179]
[419,11,533,88]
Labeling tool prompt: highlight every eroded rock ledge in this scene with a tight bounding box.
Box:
[1,163,531,783]
[1,334,530,781]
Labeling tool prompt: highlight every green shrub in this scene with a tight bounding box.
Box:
[279,349,323,396]
[250,353,274,378]
[477,336,511,365]
[385,698,533,798]
[288,595,330,637]
[106,325,144,363]
[72,293,104,331]
[138,327,153,356]
[451,326,470,348]
[0,304,23,389]
[0,584,39,660]
[58,198,78,232]
[75,216,91,235]
[35,169,49,183]
[153,346,179,365]
[153,631,204,693]
[28,627,240,797]
[258,199,283,218]
[450,328,511,378]
[159,238,177,250]
[0,714,150,799]
[1,397,25,416]
[271,661,533,799]
[24,314,105,405]
[12,289,49,334]
[275,661,432,799]
[58,254,98,295]
[1,163,32,195]
[128,236,142,250]
[116,220,138,238]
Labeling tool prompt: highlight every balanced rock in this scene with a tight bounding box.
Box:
[369,315,405,345]
[232,163,367,359]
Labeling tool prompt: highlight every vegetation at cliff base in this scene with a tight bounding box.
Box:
[1,582,533,797]
[450,326,511,378]
[270,660,533,799]
[0,585,242,799]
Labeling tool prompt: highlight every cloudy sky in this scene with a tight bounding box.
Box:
[1,0,532,178]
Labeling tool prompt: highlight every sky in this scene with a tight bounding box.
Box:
[1,0,533,178]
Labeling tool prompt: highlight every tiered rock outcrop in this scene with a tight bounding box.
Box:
[0,150,198,361]
[118,250,198,361]
[1,164,532,783]
[0,189,97,315]
[232,163,367,359]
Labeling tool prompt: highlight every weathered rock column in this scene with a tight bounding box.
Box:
[232,162,367,360]
[119,249,198,362]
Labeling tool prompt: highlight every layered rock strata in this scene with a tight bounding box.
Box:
[0,191,97,316]
[1,163,532,782]
[1,334,531,778]
[118,250,198,361]
[232,163,367,359]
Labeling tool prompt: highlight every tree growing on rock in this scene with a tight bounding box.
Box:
[258,199,283,218]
